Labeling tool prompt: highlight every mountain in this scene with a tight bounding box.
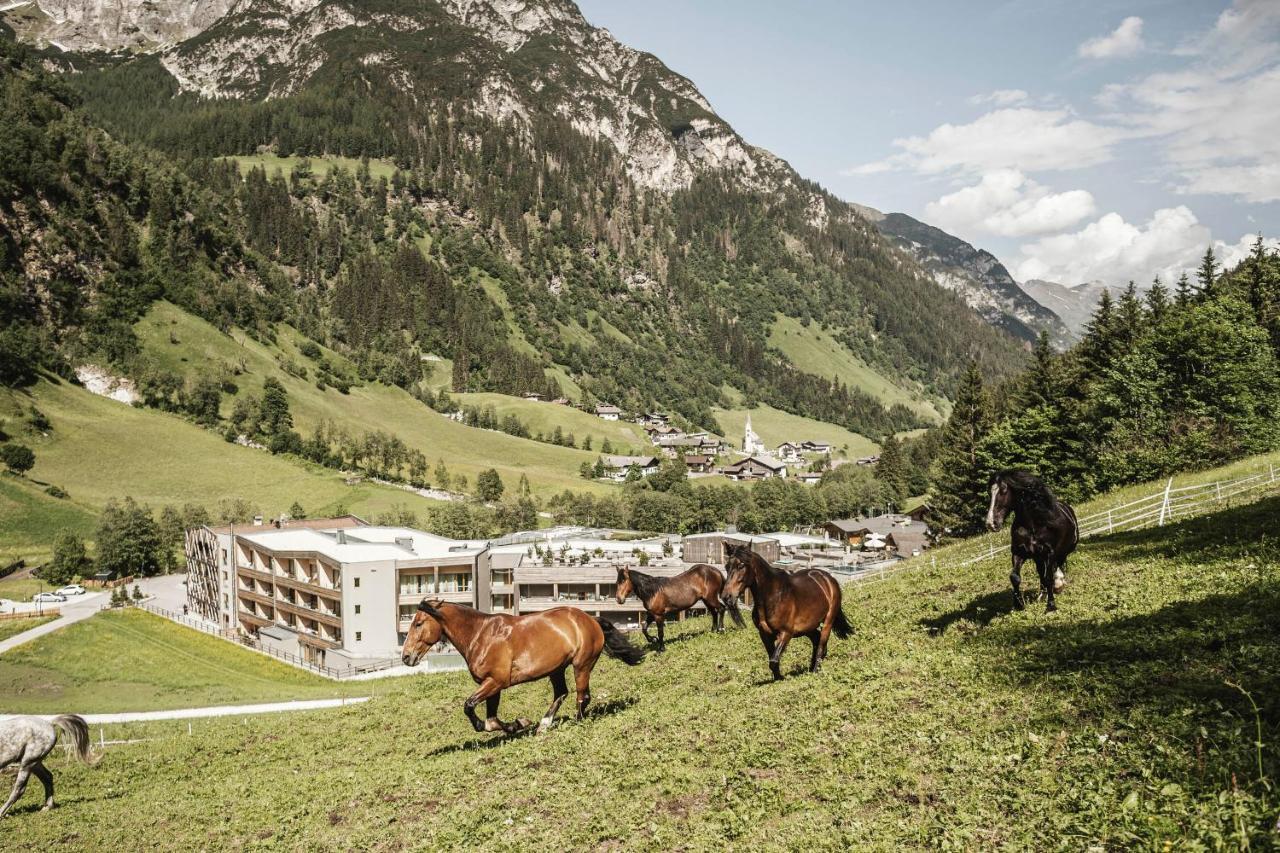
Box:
[1020,279,1118,338]
[853,205,1072,349]
[4,0,233,51]
[3,0,1032,445]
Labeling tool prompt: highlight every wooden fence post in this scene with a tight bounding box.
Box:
[1107,510,1113,533]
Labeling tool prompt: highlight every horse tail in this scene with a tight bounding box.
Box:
[723,595,745,628]
[831,608,854,639]
[51,714,97,765]
[595,618,647,666]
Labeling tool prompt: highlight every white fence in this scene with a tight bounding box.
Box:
[848,462,1280,587]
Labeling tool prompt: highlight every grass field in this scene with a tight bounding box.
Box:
[7,466,1277,846]
[714,403,879,459]
[0,378,447,564]
[768,315,945,421]
[0,615,54,643]
[0,609,376,714]
[133,302,615,498]
[0,576,57,602]
[449,392,650,455]
[0,474,98,567]
[223,153,399,184]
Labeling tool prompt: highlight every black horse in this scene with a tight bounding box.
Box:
[986,469,1079,612]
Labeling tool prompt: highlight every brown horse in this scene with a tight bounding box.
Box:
[615,565,743,650]
[722,544,852,680]
[401,600,645,735]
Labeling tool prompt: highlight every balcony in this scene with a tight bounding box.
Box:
[238,609,272,629]
[273,572,342,596]
[237,588,274,607]
[237,564,273,584]
[274,598,342,628]
[516,597,642,612]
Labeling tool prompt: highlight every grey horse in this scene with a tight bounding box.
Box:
[0,715,96,818]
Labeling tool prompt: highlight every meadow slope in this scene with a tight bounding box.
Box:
[3,490,1277,847]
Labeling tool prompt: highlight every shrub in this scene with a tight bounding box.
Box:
[0,443,35,474]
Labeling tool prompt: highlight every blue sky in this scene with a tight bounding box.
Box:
[576,0,1279,285]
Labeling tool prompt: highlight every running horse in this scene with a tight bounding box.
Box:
[722,544,853,680]
[0,714,97,818]
[615,565,743,650]
[986,469,1079,612]
[401,601,646,735]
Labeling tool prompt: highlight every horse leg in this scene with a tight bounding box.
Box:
[640,612,656,645]
[807,630,823,673]
[1010,554,1026,610]
[482,693,524,734]
[704,597,723,632]
[538,667,570,734]
[464,677,505,733]
[32,762,53,811]
[1043,559,1058,613]
[769,631,793,681]
[0,764,32,819]
[655,614,666,651]
[573,659,596,721]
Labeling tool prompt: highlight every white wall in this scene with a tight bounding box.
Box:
[341,559,399,658]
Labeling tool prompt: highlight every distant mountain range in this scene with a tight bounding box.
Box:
[1019,279,1118,338]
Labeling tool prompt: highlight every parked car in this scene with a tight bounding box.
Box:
[33,592,66,603]
[56,584,86,596]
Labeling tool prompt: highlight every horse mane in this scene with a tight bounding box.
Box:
[626,569,663,604]
[728,543,774,576]
[995,469,1058,518]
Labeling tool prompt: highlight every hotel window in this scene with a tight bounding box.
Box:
[400,574,432,595]
[355,631,362,642]
[354,577,360,588]
[438,572,471,593]
[354,605,361,615]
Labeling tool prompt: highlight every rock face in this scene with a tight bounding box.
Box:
[862,209,1073,348]
[1020,279,1118,338]
[25,0,234,51]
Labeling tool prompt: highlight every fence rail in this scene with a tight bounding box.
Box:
[847,461,1280,589]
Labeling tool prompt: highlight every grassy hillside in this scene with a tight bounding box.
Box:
[134,301,615,497]
[0,615,54,643]
[714,403,879,459]
[450,392,649,454]
[768,315,946,421]
[0,474,98,567]
[8,474,1277,845]
[0,609,362,713]
[0,379,444,564]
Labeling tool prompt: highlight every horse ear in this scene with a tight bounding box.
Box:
[417,598,440,615]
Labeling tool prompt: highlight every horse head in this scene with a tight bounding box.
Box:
[722,544,754,599]
[986,471,1016,531]
[401,598,445,667]
[615,566,632,604]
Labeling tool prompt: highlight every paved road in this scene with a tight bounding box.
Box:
[0,696,371,724]
[0,591,107,655]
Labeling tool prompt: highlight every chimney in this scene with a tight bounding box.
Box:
[395,536,415,553]
[336,529,347,544]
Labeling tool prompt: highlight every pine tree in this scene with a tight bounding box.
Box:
[1082,289,1119,375]
[875,434,907,506]
[1197,246,1219,300]
[1145,275,1170,325]
[1116,281,1145,347]
[930,363,991,536]
[1175,272,1194,307]
[1021,331,1057,408]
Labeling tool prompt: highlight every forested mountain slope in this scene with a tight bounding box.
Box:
[5,0,1030,440]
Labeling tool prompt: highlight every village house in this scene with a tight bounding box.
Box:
[595,404,623,421]
[683,454,715,474]
[776,442,804,463]
[801,441,833,455]
[795,472,823,486]
[601,455,661,481]
[638,412,670,428]
[521,391,545,402]
[721,454,788,480]
[822,514,929,549]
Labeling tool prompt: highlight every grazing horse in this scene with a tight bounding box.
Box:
[986,469,1079,612]
[0,714,96,818]
[401,600,645,735]
[615,565,743,650]
[722,544,852,680]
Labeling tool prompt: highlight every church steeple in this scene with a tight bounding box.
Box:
[743,413,764,455]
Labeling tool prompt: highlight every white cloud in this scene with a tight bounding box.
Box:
[1011,206,1280,285]
[924,169,1096,238]
[968,89,1028,106]
[842,108,1125,176]
[1078,16,1145,60]
[1176,163,1280,204]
